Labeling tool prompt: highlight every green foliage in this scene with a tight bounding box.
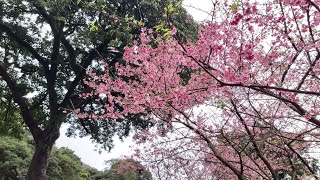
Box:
[104,159,152,180]
[0,136,105,179]
[230,0,240,12]
[83,164,107,180]
[0,86,26,139]
[0,136,154,179]
[145,0,198,42]
[0,136,33,179]
[47,147,89,180]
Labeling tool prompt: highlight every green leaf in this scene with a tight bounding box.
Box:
[89,22,100,32]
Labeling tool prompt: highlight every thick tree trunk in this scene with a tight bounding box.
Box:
[26,127,60,180]
[25,141,53,180]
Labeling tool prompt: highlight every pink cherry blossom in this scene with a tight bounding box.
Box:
[83,0,320,179]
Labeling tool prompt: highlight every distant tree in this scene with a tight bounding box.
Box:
[82,164,107,180]
[104,159,152,180]
[47,147,89,180]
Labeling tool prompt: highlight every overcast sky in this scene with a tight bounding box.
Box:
[55,0,213,171]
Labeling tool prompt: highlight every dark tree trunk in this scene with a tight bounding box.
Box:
[26,127,60,180]
[26,142,52,180]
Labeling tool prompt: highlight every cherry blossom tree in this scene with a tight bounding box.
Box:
[84,0,320,179]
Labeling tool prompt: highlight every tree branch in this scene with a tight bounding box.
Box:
[307,0,320,13]
[0,64,42,139]
[0,22,49,77]
[231,100,279,180]
[169,104,245,180]
[60,40,111,108]
[251,87,320,127]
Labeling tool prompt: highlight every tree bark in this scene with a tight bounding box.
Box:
[26,129,60,180]
[26,143,52,180]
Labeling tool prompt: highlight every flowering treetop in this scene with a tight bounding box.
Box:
[83,0,320,179]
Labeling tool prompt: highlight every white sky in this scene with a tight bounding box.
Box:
[55,0,214,171]
[55,124,134,170]
[183,0,213,22]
